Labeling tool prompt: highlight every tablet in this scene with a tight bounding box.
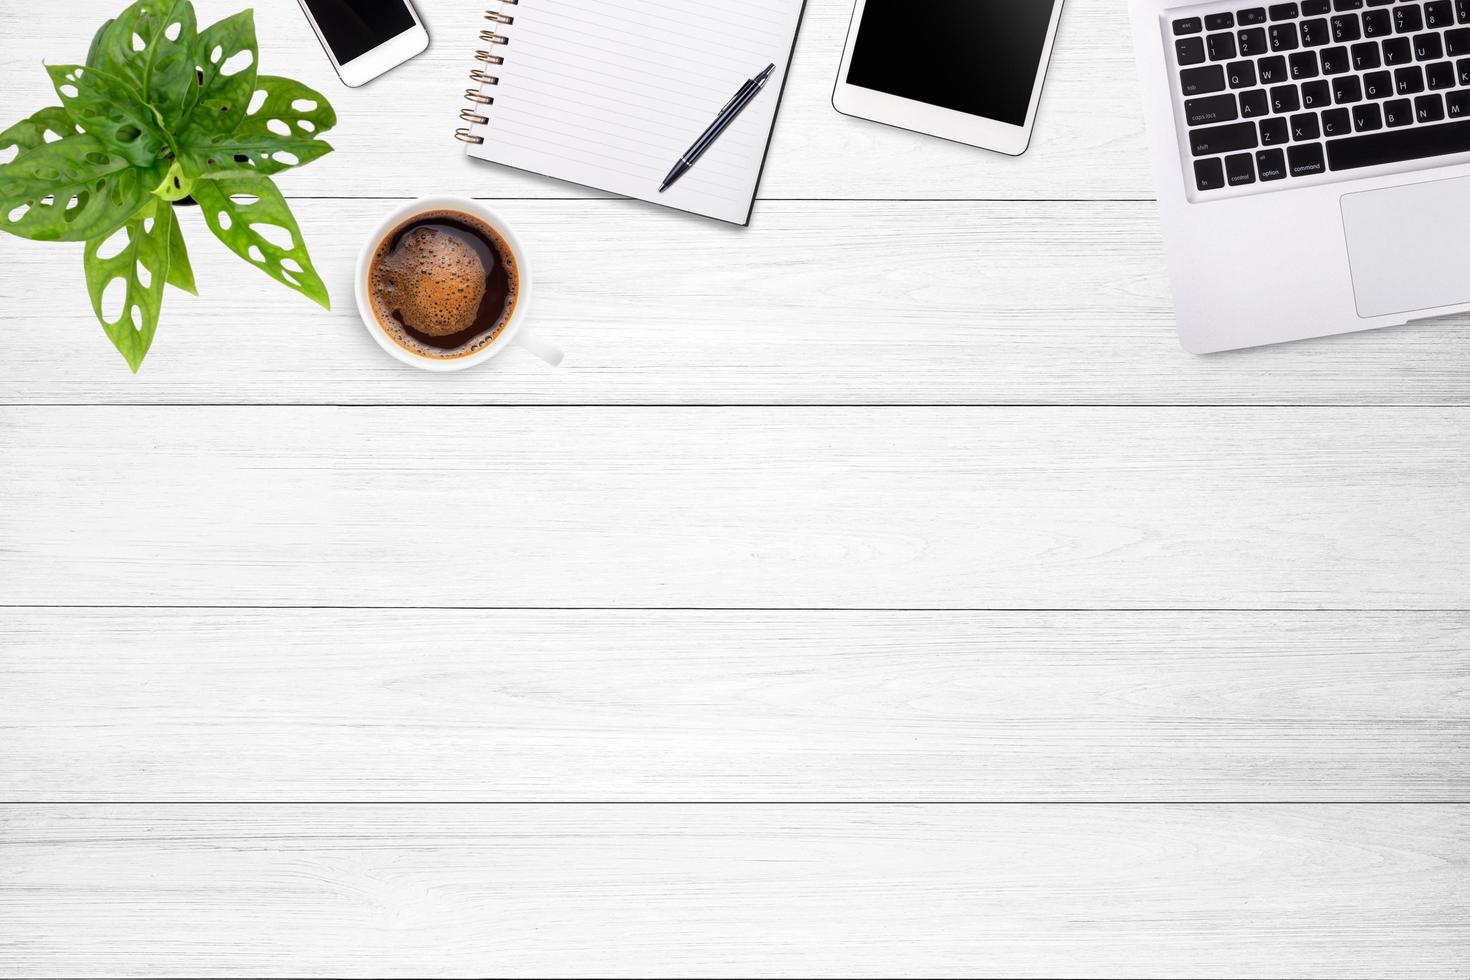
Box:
[832,0,1066,156]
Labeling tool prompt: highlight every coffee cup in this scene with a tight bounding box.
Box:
[355,196,561,371]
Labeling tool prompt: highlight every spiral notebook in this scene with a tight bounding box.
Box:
[456,0,806,226]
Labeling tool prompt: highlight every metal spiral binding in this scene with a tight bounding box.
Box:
[455,0,519,144]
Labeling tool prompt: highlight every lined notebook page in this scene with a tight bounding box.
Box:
[466,0,805,225]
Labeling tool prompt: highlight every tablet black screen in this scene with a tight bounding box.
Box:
[846,0,1059,127]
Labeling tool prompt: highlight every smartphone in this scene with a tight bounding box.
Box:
[294,0,430,87]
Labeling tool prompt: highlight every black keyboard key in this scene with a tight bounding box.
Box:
[1301,17,1331,44]
[1187,93,1240,125]
[1174,16,1203,35]
[1271,83,1303,112]
[1181,64,1228,95]
[1395,5,1423,32]
[1228,60,1259,88]
[1177,36,1207,65]
[1194,157,1226,190]
[1327,116,1470,168]
[1206,11,1236,29]
[1364,69,1393,98]
[1331,14,1362,40]
[1304,0,1332,12]
[1271,22,1301,49]
[1385,97,1413,126]
[1257,147,1289,178]
[1239,7,1268,24]
[1321,45,1352,72]
[1334,74,1365,102]
[1190,121,1260,155]
[1446,89,1470,116]
[1447,28,1470,54]
[1428,60,1456,88]
[1302,79,1333,106]
[1367,0,1393,6]
[1240,88,1272,116]
[1269,2,1300,19]
[1395,64,1425,93]
[1288,142,1328,174]
[1224,151,1257,184]
[1240,26,1270,54]
[1384,36,1412,65]
[1258,55,1289,82]
[1333,0,1363,9]
[1417,92,1446,121]
[1291,50,1321,77]
[1208,31,1238,60]
[1362,9,1393,35]
[1322,106,1353,134]
[1260,116,1291,143]
[1291,112,1323,139]
[1426,0,1454,27]
[1415,32,1444,60]
[1459,0,1470,23]
[1353,101,1384,129]
[1351,41,1382,68]
[1459,57,1470,84]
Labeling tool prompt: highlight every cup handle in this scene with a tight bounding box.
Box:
[513,330,564,367]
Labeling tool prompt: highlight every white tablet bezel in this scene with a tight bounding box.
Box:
[831,0,1066,156]
[295,0,430,88]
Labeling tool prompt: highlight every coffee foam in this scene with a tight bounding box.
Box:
[368,209,519,360]
[371,227,487,337]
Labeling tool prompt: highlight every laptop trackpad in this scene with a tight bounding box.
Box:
[1341,175,1470,318]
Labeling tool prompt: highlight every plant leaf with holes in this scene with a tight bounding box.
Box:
[0,106,83,157]
[179,75,335,178]
[83,197,172,371]
[88,0,199,129]
[193,174,328,309]
[0,135,157,241]
[0,2,336,370]
[48,64,172,166]
[180,10,259,146]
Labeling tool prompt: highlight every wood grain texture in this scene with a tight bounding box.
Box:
[2,609,1464,802]
[3,201,1469,406]
[3,804,1466,979]
[0,0,1151,202]
[2,406,1467,609]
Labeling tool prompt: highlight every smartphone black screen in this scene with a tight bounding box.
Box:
[304,0,416,64]
[846,0,1059,127]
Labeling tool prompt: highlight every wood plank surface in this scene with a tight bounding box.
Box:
[3,609,1464,802]
[4,201,1470,406]
[3,804,1465,979]
[2,406,1466,609]
[1,0,1152,201]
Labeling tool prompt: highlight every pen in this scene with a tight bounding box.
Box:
[659,62,777,193]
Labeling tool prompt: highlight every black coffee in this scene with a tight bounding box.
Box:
[368,209,518,360]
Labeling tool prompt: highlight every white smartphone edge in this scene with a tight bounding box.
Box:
[294,0,430,88]
[830,0,1066,156]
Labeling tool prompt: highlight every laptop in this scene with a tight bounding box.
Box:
[1131,0,1470,352]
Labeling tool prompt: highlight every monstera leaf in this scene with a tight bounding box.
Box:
[181,75,336,178]
[83,197,173,370]
[0,0,336,370]
[193,174,328,308]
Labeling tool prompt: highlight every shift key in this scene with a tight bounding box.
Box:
[1185,94,1239,125]
[1190,121,1259,156]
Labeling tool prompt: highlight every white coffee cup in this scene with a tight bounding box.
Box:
[355,196,562,371]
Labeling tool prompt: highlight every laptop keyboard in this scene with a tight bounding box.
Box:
[1167,0,1470,197]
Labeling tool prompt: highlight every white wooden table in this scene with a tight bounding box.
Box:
[2,1,1467,976]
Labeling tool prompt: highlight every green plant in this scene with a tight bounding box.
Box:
[0,1,336,371]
